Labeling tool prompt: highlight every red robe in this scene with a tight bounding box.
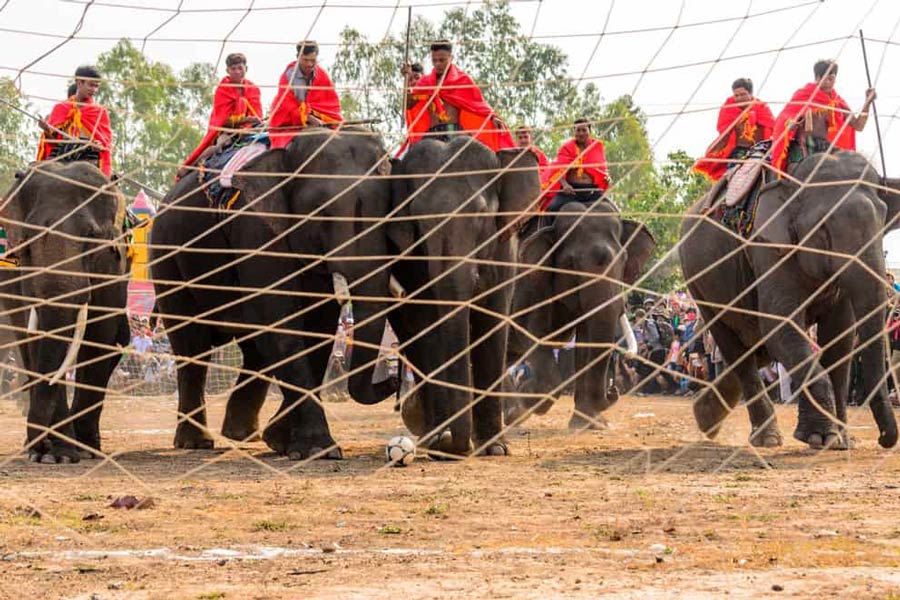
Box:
[269,63,342,149]
[693,96,774,180]
[36,96,112,176]
[540,138,609,210]
[183,76,263,167]
[771,83,856,175]
[406,64,514,151]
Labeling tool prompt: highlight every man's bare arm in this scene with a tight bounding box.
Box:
[850,87,876,131]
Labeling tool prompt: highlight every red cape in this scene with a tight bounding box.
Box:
[540,138,609,210]
[183,77,263,167]
[771,82,855,175]
[36,96,112,176]
[406,64,514,151]
[269,63,342,149]
[693,96,774,180]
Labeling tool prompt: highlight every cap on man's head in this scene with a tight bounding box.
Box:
[430,39,453,53]
[814,59,837,80]
[296,40,319,55]
[225,53,247,67]
[731,77,753,94]
[74,65,101,80]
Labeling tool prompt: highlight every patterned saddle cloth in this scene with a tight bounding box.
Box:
[198,133,269,210]
[704,141,772,238]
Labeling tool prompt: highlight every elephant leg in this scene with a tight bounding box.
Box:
[71,309,130,458]
[256,333,341,461]
[470,289,511,456]
[815,297,855,450]
[758,297,839,449]
[170,326,215,450]
[221,340,270,443]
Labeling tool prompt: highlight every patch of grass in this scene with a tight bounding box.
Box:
[633,488,648,498]
[250,519,289,533]
[734,474,753,482]
[378,524,402,535]
[592,525,625,542]
[196,592,226,600]
[72,493,104,502]
[424,503,448,517]
[749,514,777,523]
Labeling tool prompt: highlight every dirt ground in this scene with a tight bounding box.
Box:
[1,392,899,599]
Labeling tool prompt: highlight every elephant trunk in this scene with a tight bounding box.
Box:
[338,273,398,405]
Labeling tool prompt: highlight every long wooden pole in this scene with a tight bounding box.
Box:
[859,30,888,177]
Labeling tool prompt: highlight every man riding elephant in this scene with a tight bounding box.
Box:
[541,118,610,212]
[771,59,875,176]
[402,39,514,151]
[36,65,113,177]
[268,40,343,149]
[693,77,774,181]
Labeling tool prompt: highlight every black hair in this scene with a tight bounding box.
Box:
[430,39,453,53]
[296,40,319,56]
[814,59,837,80]
[731,77,753,94]
[74,65,101,80]
[574,117,591,129]
[225,53,247,67]
[410,62,424,73]
[67,83,77,97]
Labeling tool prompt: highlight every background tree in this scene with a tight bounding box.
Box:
[94,39,215,195]
[0,77,31,190]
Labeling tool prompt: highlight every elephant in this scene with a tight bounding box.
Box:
[150,128,397,460]
[502,199,656,429]
[389,137,542,457]
[680,151,900,450]
[0,162,130,463]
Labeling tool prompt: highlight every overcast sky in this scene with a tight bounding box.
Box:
[4,0,900,260]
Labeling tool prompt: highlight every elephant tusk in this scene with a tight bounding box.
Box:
[27,307,38,333]
[620,313,638,357]
[49,304,88,386]
[332,272,351,305]
[389,275,406,299]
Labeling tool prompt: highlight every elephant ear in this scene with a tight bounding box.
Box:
[230,148,290,217]
[387,158,416,252]
[519,226,556,266]
[879,177,900,232]
[753,183,795,246]
[620,219,656,285]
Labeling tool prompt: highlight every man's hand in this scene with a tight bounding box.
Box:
[38,118,53,136]
[561,180,575,196]
[306,114,323,128]
[240,116,262,127]
[864,87,877,109]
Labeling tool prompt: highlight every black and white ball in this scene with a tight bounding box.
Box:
[386,435,416,467]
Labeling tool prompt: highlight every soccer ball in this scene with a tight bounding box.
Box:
[386,435,416,467]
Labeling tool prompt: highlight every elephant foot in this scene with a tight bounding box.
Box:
[28,442,81,465]
[399,392,427,437]
[693,392,731,440]
[605,384,620,408]
[286,440,343,461]
[174,421,214,450]
[568,412,609,431]
[794,426,841,450]
[424,429,472,460]
[749,423,783,448]
[476,438,510,457]
[221,419,261,443]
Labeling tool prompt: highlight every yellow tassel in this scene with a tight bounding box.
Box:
[224,191,241,211]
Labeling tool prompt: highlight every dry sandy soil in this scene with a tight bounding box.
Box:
[1,392,900,599]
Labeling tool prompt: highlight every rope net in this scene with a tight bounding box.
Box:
[2,0,900,596]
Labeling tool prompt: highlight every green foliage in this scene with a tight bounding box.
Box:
[94,39,215,194]
[0,77,31,191]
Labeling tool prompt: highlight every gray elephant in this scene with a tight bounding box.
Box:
[151,128,397,460]
[680,151,899,450]
[504,199,655,428]
[0,162,130,463]
[390,137,542,457]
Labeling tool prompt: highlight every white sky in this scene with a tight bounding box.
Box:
[4,0,900,259]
